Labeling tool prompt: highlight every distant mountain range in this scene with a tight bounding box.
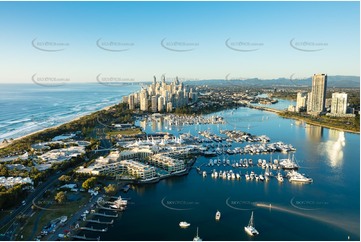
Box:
[184,75,360,88]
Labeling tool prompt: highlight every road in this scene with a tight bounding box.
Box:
[47,194,102,241]
[0,169,70,240]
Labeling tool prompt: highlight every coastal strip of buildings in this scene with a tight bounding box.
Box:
[123,75,198,113]
[289,74,355,117]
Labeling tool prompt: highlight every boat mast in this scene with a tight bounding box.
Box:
[249,212,254,227]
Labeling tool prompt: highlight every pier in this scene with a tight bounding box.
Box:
[92,212,118,218]
[71,235,100,241]
[97,204,125,211]
[79,226,108,232]
[85,219,114,225]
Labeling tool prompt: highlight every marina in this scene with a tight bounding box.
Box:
[95,106,359,241]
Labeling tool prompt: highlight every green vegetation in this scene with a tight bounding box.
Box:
[82,177,97,190]
[54,191,67,204]
[104,184,117,195]
[58,175,71,183]
[280,111,360,133]
[0,103,133,157]
[18,193,91,241]
[269,91,297,101]
[0,184,29,209]
[106,128,143,137]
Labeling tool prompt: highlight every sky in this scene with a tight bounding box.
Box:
[0,1,359,83]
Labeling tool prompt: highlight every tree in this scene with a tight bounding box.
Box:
[58,175,71,183]
[82,177,97,190]
[104,184,117,195]
[54,191,67,204]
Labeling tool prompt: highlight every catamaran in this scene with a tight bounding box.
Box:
[193,227,202,241]
[244,211,259,236]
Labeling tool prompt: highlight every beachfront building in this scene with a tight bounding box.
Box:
[151,96,158,112]
[158,96,165,112]
[128,94,135,110]
[126,75,198,113]
[149,154,185,173]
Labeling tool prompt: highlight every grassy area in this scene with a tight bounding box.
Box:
[280,111,360,133]
[17,193,91,240]
[107,128,143,137]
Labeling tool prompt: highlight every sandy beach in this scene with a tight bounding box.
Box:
[0,103,117,149]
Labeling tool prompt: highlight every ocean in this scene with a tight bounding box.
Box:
[0,83,140,142]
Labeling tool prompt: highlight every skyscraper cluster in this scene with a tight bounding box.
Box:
[293,74,354,117]
[126,75,198,113]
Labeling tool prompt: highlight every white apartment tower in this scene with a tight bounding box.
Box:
[331,92,348,115]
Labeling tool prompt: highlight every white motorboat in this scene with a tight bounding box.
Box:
[179,221,191,228]
[288,170,313,183]
[215,210,221,221]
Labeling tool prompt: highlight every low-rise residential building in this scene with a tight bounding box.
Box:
[39,146,86,164]
[76,159,156,180]
[0,176,33,188]
[149,154,185,173]
[120,148,154,160]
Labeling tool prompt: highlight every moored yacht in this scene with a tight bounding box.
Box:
[287,170,313,183]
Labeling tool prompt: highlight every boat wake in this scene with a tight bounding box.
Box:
[256,202,360,238]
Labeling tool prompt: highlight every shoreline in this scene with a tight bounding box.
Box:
[1,101,359,150]
[0,104,116,149]
[245,104,359,134]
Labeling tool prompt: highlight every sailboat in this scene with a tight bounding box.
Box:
[244,211,259,236]
[193,227,202,241]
